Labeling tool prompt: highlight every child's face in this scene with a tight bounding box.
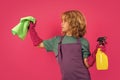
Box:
[61,20,70,33]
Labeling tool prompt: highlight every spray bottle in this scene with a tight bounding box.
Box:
[96,37,108,70]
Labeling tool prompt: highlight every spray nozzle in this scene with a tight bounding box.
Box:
[97,36,107,46]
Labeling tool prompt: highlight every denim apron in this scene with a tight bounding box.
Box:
[57,36,91,80]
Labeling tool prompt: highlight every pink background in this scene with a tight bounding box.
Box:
[0,0,120,80]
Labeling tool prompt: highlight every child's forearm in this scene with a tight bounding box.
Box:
[29,22,43,46]
[87,45,98,67]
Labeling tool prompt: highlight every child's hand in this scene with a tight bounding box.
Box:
[29,21,37,29]
[99,45,106,52]
[96,44,106,52]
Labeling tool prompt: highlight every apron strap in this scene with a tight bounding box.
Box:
[56,36,64,58]
[59,36,64,44]
[57,36,64,59]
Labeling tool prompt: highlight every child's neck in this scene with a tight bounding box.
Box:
[66,32,72,36]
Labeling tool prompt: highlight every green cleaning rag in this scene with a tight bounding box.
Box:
[11,16,36,40]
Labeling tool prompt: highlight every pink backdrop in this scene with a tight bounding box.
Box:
[0,0,120,80]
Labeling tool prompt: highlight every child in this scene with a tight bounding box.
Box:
[29,10,98,80]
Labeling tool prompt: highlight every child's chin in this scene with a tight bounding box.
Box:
[62,31,66,33]
[61,31,66,34]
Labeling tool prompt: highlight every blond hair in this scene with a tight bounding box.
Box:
[61,10,86,38]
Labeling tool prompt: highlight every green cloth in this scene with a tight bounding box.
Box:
[11,16,36,40]
[43,35,91,58]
